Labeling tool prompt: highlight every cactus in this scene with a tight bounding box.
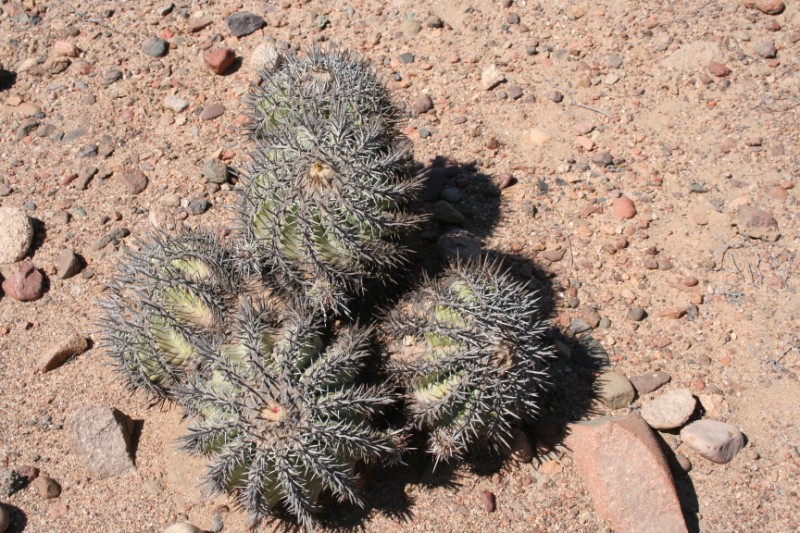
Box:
[98,231,239,399]
[238,95,424,315]
[384,258,553,462]
[245,46,402,140]
[177,297,397,530]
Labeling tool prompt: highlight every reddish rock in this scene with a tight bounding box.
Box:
[54,40,78,58]
[566,414,688,533]
[188,16,213,32]
[2,260,45,301]
[734,205,780,241]
[629,371,671,394]
[497,173,517,190]
[744,0,785,15]
[708,62,731,77]
[576,135,595,151]
[204,48,235,75]
[542,248,566,262]
[611,196,637,219]
[118,169,148,195]
[479,491,496,512]
[32,475,61,499]
[38,333,91,373]
[200,103,226,121]
[17,465,40,483]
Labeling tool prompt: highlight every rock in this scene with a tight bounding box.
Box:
[225,12,264,37]
[69,406,135,479]
[675,453,692,472]
[204,48,235,75]
[413,93,434,115]
[697,393,729,417]
[142,36,169,57]
[31,475,61,499]
[528,128,552,145]
[38,333,90,373]
[401,19,422,37]
[629,371,671,394]
[542,248,566,262]
[734,205,780,241]
[118,169,148,194]
[54,40,78,58]
[596,372,635,409]
[570,318,592,335]
[200,103,226,121]
[203,158,228,184]
[1,260,44,302]
[188,17,213,32]
[164,523,202,533]
[546,90,563,103]
[641,389,696,430]
[481,64,506,90]
[0,468,25,497]
[754,41,777,59]
[437,229,482,263]
[611,196,637,219]
[565,413,688,533]
[0,207,34,264]
[251,42,281,73]
[186,199,210,216]
[44,57,71,75]
[399,52,415,64]
[744,0,785,15]
[432,201,465,225]
[480,491,496,513]
[163,94,189,113]
[629,306,647,321]
[510,429,533,462]
[708,61,731,77]
[16,465,39,484]
[579,307,602,329]
[680,420,745,464]
[592,151,614,167]
[16,118,39,140]
[90,227,130,252]
[0,503,9,533]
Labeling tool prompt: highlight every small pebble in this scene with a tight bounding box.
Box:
[251,42,281,73]
[596,371,635,409]
[480,491,496,513]
[225,11,265,37]
[0,207,34,264]
[186,199,210,216]
[32,475,61,499]
[754,41,777,59]
[204,48,235,74]
[413,94,434,115]
[611,196,636,219]
[680,420,745,464]
[641,389,696,430]
[203,158,228,184]
[142,36,169,57]
[546,90,563,103]
[708,61,730,77]
[1,260,44,301]
[55,249,82,279]
[163,94,189,113]
[200,103,226,121]
[629,306,646,321]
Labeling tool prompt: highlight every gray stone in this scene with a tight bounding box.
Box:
[55,248,82,279]
[437,229,482,263]
[163,94,189,113]
[103,69,123,85]
[641,389,696,430]
[63,128,86,142]
[754,41,777,59]
[69,406,135,479]
[570,318,592,335]
[401,19,422,37]
[16,118,39,139]
[596,372,635,409]
[680,420,745,464]
[225,12,264,37]
[629,306,647,321]
[608,53,624,68]
[75,166,98,190]
[251,42,281,73]
[38,333,90,373]
[413,93,434,115]
[629,371,671,394]
[399,52,415,64]
[432,200,465,225]
[203,158,228,184]
[506,85,523,100]
[0,207,34,264]
[142,36,169,57]
[566,414,688,533]
[90,227,130,252]
[186,199,210,216]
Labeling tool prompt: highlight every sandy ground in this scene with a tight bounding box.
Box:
[0,0,799,532]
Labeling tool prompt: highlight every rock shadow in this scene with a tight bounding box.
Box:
[2,503,27,532]
[0,69,17,91]
[652,432,701,533]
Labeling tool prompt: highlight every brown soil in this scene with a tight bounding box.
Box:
[0,1,798,532]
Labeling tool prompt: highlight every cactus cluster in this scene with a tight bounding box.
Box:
[384,259,552,462]
[177,298,396,529]
[239,47,423,315]
[99,231,238,399]
[98,46,553,531]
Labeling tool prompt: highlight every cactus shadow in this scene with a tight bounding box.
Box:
[2,503,28,532]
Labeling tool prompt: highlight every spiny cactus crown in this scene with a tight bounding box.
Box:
[239,96,424,316]
[246,45,402,139]
[98,231,239,399]
[385,258,552,461]
[177,297,397,530]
